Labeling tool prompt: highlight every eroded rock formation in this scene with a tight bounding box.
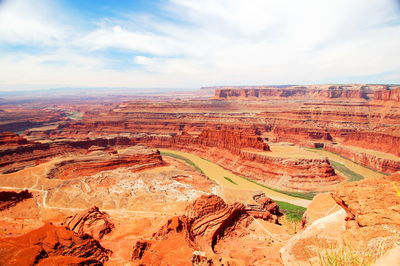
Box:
[0,190,33,211]
[46,146,165,180]
[132,194,281,265]
[325,143,400,173]
[331,174,400,249]
[0,134,163,175]
[374,87,400,102]
[139,130,340,191]
[281,173,400,265]
[63,206,114,240]
[212,84,386,100]
[0,131,29,146]
[142,129,269,153]
[245,193,282,223]
[0,223,111,265]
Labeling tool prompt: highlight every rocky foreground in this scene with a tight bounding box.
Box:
[0,173,399,265]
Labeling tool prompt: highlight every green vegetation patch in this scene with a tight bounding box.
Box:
[160,151,205,175]
[239,175,316,200]
[67,111,83,120]
[276,200,307,221]
[223,176,238,185]
[329,160,364,182]
[318,247,376,266]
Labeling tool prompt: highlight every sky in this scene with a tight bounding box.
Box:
[0,0,399,91]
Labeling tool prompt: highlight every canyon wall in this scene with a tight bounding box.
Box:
[142,129,269,154]
[213,84,389,100]
[324,144,400,174]
[137,131,340,191]
[46,146,165,180]
[374,87,400,102]
[14,84,400,181]
[0,132,163,174]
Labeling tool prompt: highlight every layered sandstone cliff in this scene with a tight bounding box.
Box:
[46,146,165,179]
[0,134,150,174]
[40,93,400,174]
[139,131,340,191]
[142,129,269,153]
[325,144,400,174]
[374,87,400,102]
[0,190,32,211]
[213,84,387,100]
[0,132,29,146]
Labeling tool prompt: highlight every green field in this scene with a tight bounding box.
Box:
[329,160,365,182]
[224,176,238,185]
[275,200,307,221]
[238,175,316,200]
[160,151,205,175]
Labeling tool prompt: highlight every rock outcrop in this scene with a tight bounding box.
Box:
[63,206,114,240]
[184,195,251,252]
[0,134,163,174]
[325,143,400,174]
[0,131,29,146]
[281,173,400,265]
[0,223,112,265]
[0,190,33,211]
[281,208,347,265]
[245,193,282,223]
[331,174,400,250]
[144,129,269,154]
[132,195,280,265]
[212,84,385,100]
[300,192,341,229]
[374,87,400,102]
[46,146,165,180]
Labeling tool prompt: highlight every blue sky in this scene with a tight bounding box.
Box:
[0,0,399,91]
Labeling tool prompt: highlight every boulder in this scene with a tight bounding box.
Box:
[0,223,111,265]
[132,195,252,265]
[63,206,114,240]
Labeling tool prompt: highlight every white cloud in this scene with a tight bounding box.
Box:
[79,25,179,56]
[0,0,69,45]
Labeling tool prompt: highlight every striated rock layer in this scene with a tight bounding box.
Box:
[0,223,111,265]
[63,206,114,240]
[38,89,400,174]
[139,132,340,191]
[132,194,282,265]
[0,190,33,211]
[212,84,389,100]
[46,146,165,180]
[0,133,164,175]
[142,129,269,154]
[325,144,400,173]
[16,84,400,183]
[374,87,400,102]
